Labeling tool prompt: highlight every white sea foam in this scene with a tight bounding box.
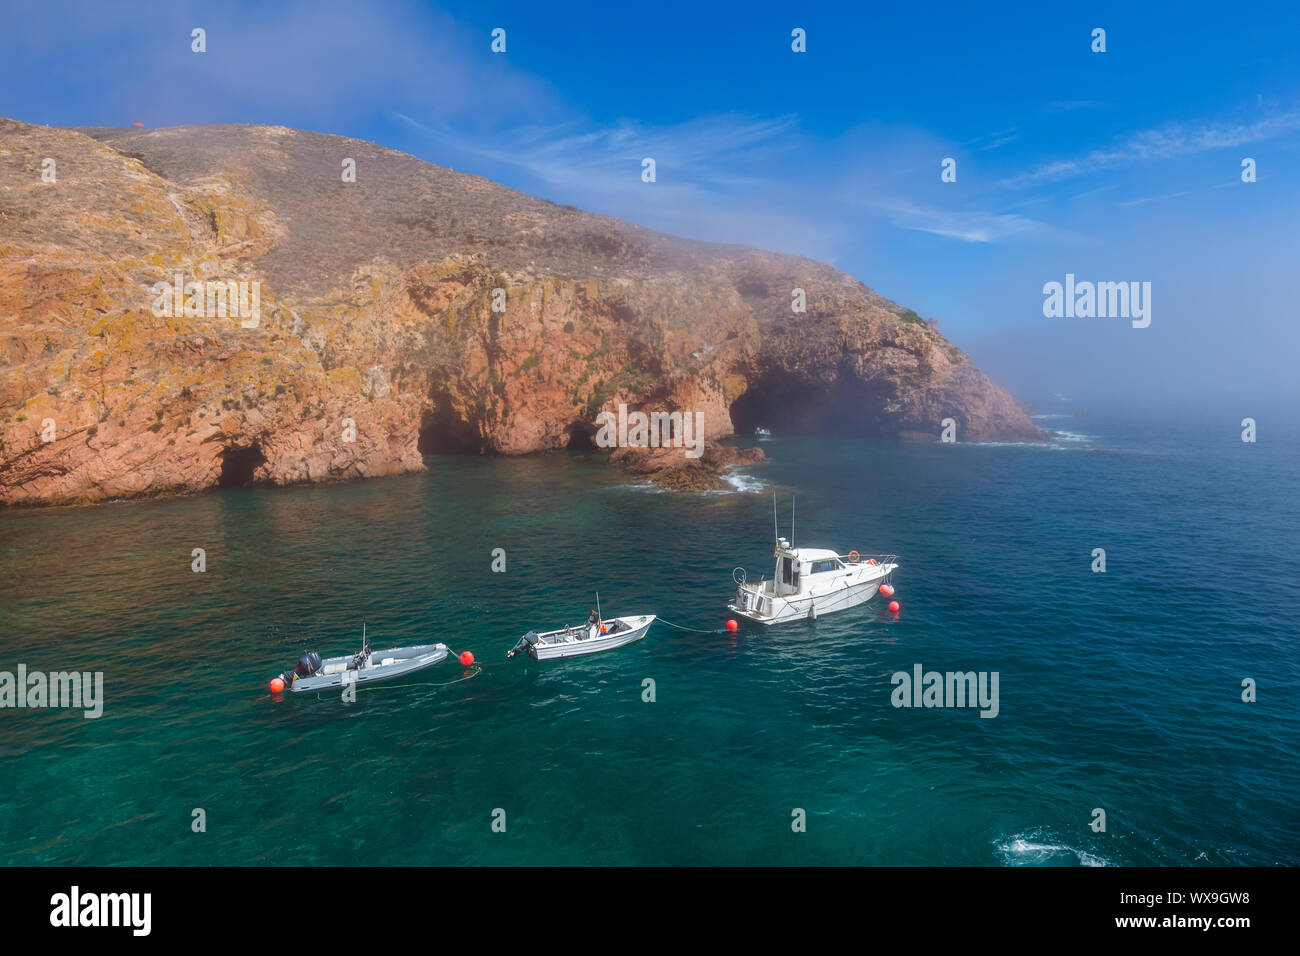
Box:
[996,831,1108,867]
[686,468,769,496]
[961,431,1095,450]
[617,469,765,495]
[962,441,1069,450]
[618,481,668,494]
[719,470,766,493]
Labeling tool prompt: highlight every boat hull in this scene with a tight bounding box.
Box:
[529,615,656,660]
[728,565,896,625]
[289,644,449,693]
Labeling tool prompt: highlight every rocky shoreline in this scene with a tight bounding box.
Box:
[0,118,1046,507]
[609,442,766,492]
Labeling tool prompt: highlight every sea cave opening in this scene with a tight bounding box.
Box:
[417,407,483,455]
[729,380,827,434]
[564,421,597,450]
[217,444,267,488]
[729,377,896,438]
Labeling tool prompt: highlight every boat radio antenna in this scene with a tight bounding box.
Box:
[595,590,602,624]
[772,490,779,545]
[791,495,795,548]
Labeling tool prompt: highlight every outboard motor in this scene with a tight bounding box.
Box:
[294,651,322,679]
[271,649,322,693]
[507,630,541,659]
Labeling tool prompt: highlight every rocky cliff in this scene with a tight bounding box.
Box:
[0,118,1045,506]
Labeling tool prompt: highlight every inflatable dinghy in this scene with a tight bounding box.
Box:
[270,625,457,694]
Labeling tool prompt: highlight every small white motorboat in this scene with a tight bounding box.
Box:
[509,610,656,661]
[754,426,772,437]
[727,496,898,625]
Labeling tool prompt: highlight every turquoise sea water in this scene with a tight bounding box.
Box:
[1,412,1297,866]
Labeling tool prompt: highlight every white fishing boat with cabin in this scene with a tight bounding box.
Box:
[727,497,898,625]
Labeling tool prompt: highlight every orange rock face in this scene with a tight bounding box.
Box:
[0,118,1044,506]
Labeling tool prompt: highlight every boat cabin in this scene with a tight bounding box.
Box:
[771,541,849,596]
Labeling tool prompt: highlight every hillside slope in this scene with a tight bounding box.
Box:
[0,118,1044,505]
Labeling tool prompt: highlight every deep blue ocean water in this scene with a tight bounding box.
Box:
[1,411,1297,865]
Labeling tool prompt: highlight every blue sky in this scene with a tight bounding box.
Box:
[4,0,1299,412]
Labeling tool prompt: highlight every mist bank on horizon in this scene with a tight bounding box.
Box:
[965,319,1298,422]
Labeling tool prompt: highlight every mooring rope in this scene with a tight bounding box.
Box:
[654,617,731,635]
[420,664,482,687]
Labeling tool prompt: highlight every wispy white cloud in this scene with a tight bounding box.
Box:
[964,127,1021,151]
[1003,112,1300,188]
[11,0,565,131]
[861,199,1048,243]
[391,109,855,257]
[396,111,801,198]
[979,133,1021,151]
[1117,189,1195,208]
